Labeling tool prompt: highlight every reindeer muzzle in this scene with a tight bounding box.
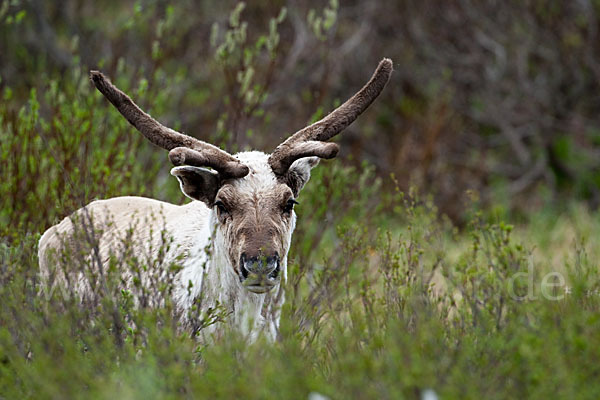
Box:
[239,253,281,294]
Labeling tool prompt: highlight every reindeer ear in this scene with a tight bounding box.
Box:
[284,157,320,197]
[170,166,220,205]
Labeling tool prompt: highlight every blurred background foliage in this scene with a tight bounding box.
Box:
[2,1,600,398]
[3,0,600,228]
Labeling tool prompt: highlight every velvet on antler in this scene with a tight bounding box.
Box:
[89,71,249,180]
[268,58,393,175]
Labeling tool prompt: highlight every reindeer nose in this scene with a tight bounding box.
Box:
[240,253,280,280]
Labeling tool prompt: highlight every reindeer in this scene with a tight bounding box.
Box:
[38,58,393,341]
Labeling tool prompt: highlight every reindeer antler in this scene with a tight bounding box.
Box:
[269,58,393,175]
[90,71,249,179]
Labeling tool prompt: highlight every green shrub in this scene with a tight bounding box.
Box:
[2,2,600,399]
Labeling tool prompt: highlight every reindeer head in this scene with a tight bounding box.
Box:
[90,58,392,294]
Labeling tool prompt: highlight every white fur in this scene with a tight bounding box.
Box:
[38,151,297,342]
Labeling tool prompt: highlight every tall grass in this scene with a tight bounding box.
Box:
[2,121,600,398]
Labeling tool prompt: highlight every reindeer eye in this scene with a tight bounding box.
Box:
[283,199,299,215]
[214,200,230,219]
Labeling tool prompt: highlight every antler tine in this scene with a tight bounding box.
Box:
[90,71,248,179]
[269,58,393,175]
[168,147,249,179]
